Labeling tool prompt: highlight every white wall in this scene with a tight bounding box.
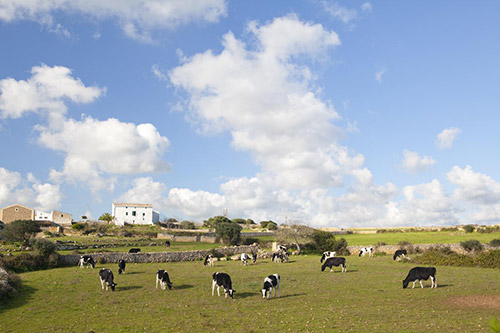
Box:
[35,211,52,221]
[112,204,157,226]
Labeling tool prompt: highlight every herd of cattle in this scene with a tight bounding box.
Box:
[78,245,437,298]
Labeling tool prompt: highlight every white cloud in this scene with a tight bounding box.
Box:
[0,0,227,41]
[321,1,357,24]
[361,2,372,12]
[447,165,500,205]
[151,64,168,81]
[375,68,386,83]
[1,65,171,193]
[170,15,356,191]
[401,150,436,174]
[0,167,62,211]
[436,127,461,149]
[0,64,104,119]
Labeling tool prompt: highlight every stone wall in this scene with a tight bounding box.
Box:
[157,233,218,243]
[348,243,497,256]
[58,244,260,266]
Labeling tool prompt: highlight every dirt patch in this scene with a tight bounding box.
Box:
[446,295,500,310]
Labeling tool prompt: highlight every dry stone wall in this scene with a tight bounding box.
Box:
[59,244,260,266]
[348,243,497,255]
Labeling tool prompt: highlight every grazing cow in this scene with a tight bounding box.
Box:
[272,251,284,263]
[156,270,173,290]
[99,269,116,291]
[321,257,347,273]
[359,246,374,257]
[393,249,409,261]
[212,272,235,298]
[277,245,287,253]
[241,253,250,266]
[79,255,95,269]
[204,254,214,267]
[252,252,257,264]
[118,259,126,274]
[165,241,171,248]
[320,251,336,263]
[403,267,437,289]
[261,274,280,299]
[128,248,141,253]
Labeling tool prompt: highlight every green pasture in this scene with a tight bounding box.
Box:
[1,256,498,332]
[340,230,500,246]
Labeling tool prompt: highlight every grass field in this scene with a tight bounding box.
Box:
[340,230,500,246]
[1,255,499,332]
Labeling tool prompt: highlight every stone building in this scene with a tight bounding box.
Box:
[0,204,35,224]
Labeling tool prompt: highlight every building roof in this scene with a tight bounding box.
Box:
[112,203,153,208]
[0,203,34,211]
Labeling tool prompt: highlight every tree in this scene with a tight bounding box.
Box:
[203,216,232,229]
[180,221,196,230]
[245,219,256,225]
[1,220,41,246]
[312,230,349,255]
[232,218,246,224]
[98,213,114,224]
[216,222,242,245]
[260,220,277,230]
[275,224,315,254]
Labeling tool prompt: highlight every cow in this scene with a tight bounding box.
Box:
[320,251,336,263]
[165,241,171,248]
[271,251,284,263]
[241,253,250,266]
[79,255,95,269]
[359,246,373,257]
[204,254,214,267]
[99,269,116,291]
[212,272,235,299]
[261,274,280,299]
[156,270,173,290]
[321,257,347,273]
[393,249,409,261]
[252,252,257,264]
[118,259,126,274]
[403,267,437,289]
[128,248,141,253]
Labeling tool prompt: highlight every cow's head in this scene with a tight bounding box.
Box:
[402,280,408,289]
[225,289,235,298]
[110,282,117,291]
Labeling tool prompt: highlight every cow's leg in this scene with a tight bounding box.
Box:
[217,286,221,297]
[156,276,159,289]
[277,281,281,297]
[412,281,416,289]
[211,280,216,296]
[100,278,105,290]
[419,280,424,288]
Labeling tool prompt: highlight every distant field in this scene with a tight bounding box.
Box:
[340,231,500,246]
[1,256,499,332]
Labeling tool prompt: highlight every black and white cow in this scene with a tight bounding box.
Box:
[99,269,116,291]
[156,269,173,290]
[165,240,171,248]
[241,253,250,266]
[261,273,280,299]
[321,257,347,273]
[403,267,437,289]
[393,249,409,261]
[251,252,257,264]
[320,251,336,263]
[204,254,214,267]
[212,272,235,298]
[359,246,373,257]
[79,255,95,269]
[118,259,126,274]
[277,245,287,253]
[272,251,284,263]
[128,248,141,253]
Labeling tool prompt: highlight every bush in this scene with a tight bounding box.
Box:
[310,231,349,255]
[31,238,56,257]
[490,239,500,247]
[463,225,475,233]
[71,223,86,231]
[441,227,459,232]
[1,220,41,245]
[241,237,259,245]
[3,251,60,273]
[260,221,277,230]
[412,250,500,268]
[216,222,242,245]
[397,241,420,254]
[180,221,196,229]
[460,239,483,252]
[0,267,21,300]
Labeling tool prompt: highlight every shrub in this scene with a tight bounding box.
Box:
[216,222,242,245]
[260,221,277,230]
[241,237,259,245]
[180,221,196,229]
[397,240,420,254]
[0,267,21,300]
[490,239,500,247]
[460,239,483,252]
[463,225,475,233]
[310,231,349,255]
[441,226,459,232]
[71,223,86,231]
[1,220,41,246]
[31,238,56,257]
[412,250,500,268]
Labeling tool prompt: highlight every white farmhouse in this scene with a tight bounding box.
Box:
[112,203,160,226]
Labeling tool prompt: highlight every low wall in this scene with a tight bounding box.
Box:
[348,243,497,255]
[59,244,260,266]
[157,233,218,243]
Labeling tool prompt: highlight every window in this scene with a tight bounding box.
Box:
[143,213,146,216]
[132,211,136,216]
[15,208,19,212]
[126,212,128,216]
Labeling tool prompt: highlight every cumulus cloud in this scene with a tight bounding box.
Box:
[401,149,436,173]
[1,65,171,193]
[436,127,461,149]
[169,15,363,191]
[0,167,62,211]
[0,64,104,119]
[0,0,227,41]
[447,165,500,205]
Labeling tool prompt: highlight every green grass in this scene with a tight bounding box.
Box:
[341,230,500,246]
[1,256,498,332]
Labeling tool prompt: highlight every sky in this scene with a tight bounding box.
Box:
[1,0,500,228]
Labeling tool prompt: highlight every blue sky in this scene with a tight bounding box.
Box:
[1,0,499,227]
